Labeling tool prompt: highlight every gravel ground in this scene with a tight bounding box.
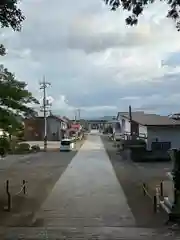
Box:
[0,139,84,227]
[101,135,170,229]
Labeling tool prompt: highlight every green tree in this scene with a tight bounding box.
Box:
[0,1,39,134]
[0,66,39,133]
[0,0,25,56]
[104,0,180,30]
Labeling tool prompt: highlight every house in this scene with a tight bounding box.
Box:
[66,123,82,137]
[168,113,180,120]
[62,116,72,129]
[75,119,89,130]
[116,111,180,151]
[24,115,68,141]
[71,123,82,131]
[107,119,121,134]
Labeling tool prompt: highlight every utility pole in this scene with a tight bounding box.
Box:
[74,110,77,123]
[77,108,81,121]
[129,105,133,137]
[40,76,51,152]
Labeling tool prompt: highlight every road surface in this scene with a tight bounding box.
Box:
[34,131,135,227]
[0,131,176,239]
[0,140,84,227]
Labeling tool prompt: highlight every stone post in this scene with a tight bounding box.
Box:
[169,149,180,222]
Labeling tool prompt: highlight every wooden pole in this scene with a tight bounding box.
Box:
[6,180,11,211]
[23,180,26,195]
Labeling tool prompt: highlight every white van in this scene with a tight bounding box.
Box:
[60,139,74,152]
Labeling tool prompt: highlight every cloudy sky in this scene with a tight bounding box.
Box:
[1,0,180,118]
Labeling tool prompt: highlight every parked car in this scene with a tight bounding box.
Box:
[60,139,75,152]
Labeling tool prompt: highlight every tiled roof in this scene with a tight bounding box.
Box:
[49,115,65,122]
[62,116,70,122]
[118,112,180,126]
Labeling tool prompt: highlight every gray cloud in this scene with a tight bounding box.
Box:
[1,0,180,118]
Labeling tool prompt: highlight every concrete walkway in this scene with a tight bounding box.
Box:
[34,133,135,227]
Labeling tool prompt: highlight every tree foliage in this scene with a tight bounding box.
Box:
[0,0,25,55]
[0,66,39,133]
[104,0,180,30]
[0,1,39,134]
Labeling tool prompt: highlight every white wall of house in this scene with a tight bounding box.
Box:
[116,113,180,150]
[110,121,121,134]
[124,119,131,133]
[139,125,147,137]
[146,126,180,150]
[117,115,131,133]
[138,125,148,145]
[61,121,67,130]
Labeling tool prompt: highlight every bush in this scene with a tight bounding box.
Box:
[31,144,40,152]
[0,137,10,157]
[18,143,30,150]
[124,139,146,149]
[16,131,24,141]
[15,143,30,154]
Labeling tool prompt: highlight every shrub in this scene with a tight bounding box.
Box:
[18,143,30,150]
[15,143,30,154]
[16,131,24,141]
[124,139,146,148]
[31,144,40,152]
[0,137,10,157]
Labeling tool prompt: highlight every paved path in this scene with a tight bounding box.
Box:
[34,132,135,227]
[0,132,175,239]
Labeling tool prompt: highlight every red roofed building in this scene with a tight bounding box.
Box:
[71,123,81,130]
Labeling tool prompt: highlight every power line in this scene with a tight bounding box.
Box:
[39,76,51,151]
